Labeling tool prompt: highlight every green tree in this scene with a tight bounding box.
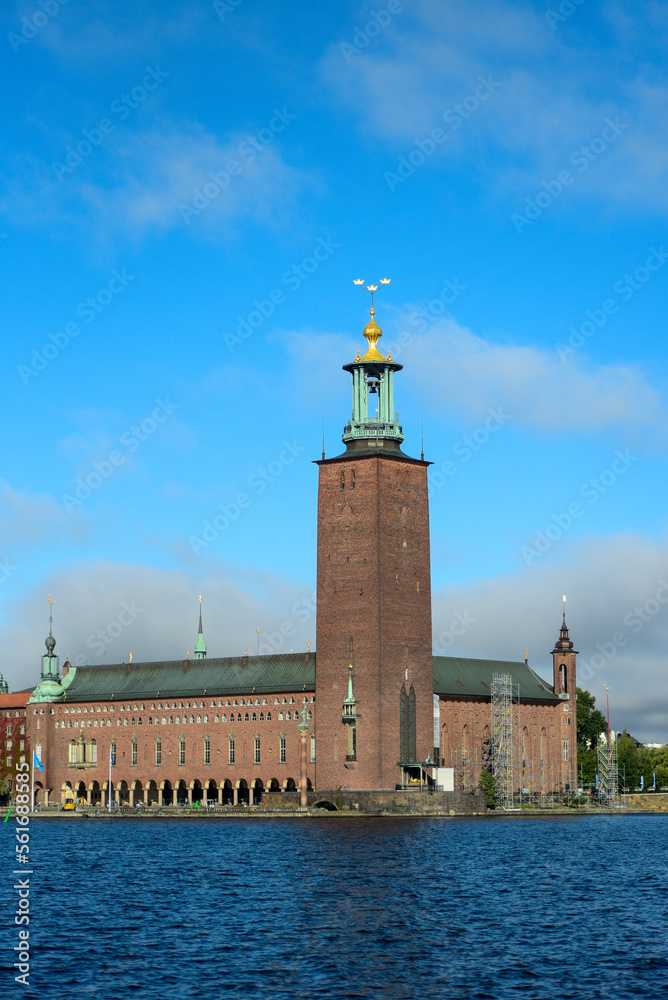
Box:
[477,769,497,808]
[616,730,640,791]
[576,688,607,749]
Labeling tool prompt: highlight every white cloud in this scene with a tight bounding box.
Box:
[0,480,89,548]
[0,123,305,241]
[2,559,316,693]
[280,317,667,440]
[323,0,668,210]
[432,531,668,741]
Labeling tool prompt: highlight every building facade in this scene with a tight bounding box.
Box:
[17,295,577,806]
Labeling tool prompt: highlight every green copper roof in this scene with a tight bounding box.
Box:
[33,649,557,705]
[61,652,316,702]
[433,656,559,702]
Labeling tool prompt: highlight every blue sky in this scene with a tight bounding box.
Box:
[2,0,667,739]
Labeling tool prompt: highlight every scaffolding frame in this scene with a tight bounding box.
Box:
[491,673,521,810]
[597,738,621,808]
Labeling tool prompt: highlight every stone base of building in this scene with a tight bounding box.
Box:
[621,792,668,812]
[311,788,487,815]
[29,788,487,817]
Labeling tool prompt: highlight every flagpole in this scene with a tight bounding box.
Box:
[30,753,34,813]
[108,745,112,812]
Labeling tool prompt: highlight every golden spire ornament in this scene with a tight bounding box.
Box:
[353,278,391,362]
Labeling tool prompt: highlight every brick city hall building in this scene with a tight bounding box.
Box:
[7,292,578,808]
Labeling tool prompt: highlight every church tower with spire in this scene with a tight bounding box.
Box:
[552,597,578,791]
[315,283,434,790]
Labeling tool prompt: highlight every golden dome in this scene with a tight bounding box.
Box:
[361,307,386,362]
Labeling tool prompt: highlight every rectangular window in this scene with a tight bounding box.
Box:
[90,742,97,765]
[228,737,235,765]
[69,743,76,764]
[6,741,11,751]
[20,740,25,751]
[279,736,286,764]
[204,738,211,765]
[111,742,116,766]
[131,742,138,767]
[36,719,40,730]
[155,741,162,765]
[179,739,186,766]
[36,744,42,761]
[563,740,569,762]
[254,737,261,764]
[310,735,316,763]
[7,724,12,736]
[348,725,357,761]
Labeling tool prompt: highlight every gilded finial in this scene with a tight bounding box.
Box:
[129,652,132,662]
[354,278,392,362]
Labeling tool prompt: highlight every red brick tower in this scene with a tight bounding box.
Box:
[552,599,578,791]
[315,287,434,790]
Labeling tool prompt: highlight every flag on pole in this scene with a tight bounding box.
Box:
[33,750,43,772]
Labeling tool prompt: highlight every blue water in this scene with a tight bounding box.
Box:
[1,814,667,999]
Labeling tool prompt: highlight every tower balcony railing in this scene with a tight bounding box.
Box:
[342,422,404,441]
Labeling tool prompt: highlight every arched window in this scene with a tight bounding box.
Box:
[340,471,345,490]
[148,717,153,725]
[266,711,271,721]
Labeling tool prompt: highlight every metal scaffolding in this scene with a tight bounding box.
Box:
[597,737,621,808]
[491,672,520,810]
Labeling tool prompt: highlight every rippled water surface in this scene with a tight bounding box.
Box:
[2,814,667,999]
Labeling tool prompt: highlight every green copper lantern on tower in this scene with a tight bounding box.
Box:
[342,280,404,447]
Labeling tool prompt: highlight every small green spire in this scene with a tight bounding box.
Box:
[194,596,207,659]
[342,664,357,721]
